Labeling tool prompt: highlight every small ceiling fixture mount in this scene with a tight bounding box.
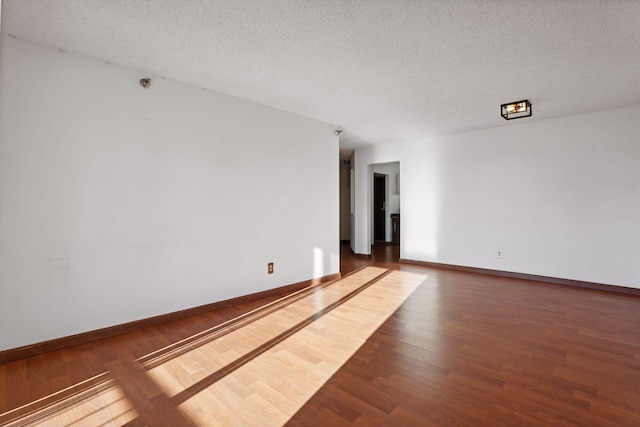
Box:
[501,99,531,120]
[335,130,343,136]
[139,78,151,89]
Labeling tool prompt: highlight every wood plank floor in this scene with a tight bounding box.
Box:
[1,266,425,426]
[2,242,640,426]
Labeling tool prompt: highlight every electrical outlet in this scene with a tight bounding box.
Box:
[496,249,503,258]
[268,262,274,274]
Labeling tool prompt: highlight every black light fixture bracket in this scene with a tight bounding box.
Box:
[501,99,532,120]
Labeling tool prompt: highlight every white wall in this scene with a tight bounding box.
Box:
[0,37,339,351]
[354,105,640,288]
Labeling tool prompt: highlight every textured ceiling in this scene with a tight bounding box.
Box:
[3,0,640,157]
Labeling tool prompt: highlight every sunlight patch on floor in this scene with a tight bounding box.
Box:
[174,270,427,426]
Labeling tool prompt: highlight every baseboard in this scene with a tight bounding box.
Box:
[349,247,371,258]
[399,258,640,297]
[0,272,341,364]
[347,244,371,258]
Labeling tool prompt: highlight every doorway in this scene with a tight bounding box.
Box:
[373,174,386,242]
[369,162,400,257]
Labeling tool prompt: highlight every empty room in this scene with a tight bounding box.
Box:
[1,1,640,426]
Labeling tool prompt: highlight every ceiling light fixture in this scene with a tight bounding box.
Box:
[501,99,531,120]
[139,78,151,88]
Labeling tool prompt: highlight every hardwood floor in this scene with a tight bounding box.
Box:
[2,242,640,426]
[339,241,400,274]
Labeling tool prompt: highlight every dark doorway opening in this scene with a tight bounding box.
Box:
[374,174,386,242]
